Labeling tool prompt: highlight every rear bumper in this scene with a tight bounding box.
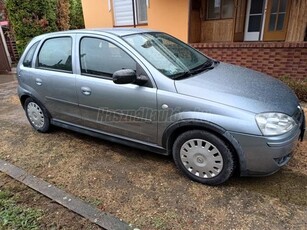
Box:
[231,112,305,176]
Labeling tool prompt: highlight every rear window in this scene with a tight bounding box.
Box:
[37,37,72,72]
[23,42,39,68]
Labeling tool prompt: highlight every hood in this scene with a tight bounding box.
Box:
[175,62,299,115]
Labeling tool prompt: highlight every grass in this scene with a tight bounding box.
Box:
[280,76,307,102]
[151,211,178,230]
[85,197,103,207]
[151,216,168,230]
[0,190,42,230]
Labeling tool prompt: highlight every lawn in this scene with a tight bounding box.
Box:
[0,80,306,229]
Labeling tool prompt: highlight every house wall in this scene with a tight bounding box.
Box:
[233,0,247,42]
[81,0,190,42]
[148,0,190,42]
[286,0,307,42]
[201,19,234,42]
[196,0,306,42]
[189,0,202,43]
[192,42,307,80]
[81,0,113,28]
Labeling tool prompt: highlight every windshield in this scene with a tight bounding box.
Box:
[123,32,211,79]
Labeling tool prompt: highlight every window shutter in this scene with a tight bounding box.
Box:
[113,0,134,26]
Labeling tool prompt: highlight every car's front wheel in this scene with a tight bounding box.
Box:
[24,97,50,133]
[173,130,234,185]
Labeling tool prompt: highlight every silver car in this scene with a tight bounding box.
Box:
[17,29,305,185]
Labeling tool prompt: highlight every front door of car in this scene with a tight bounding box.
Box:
[75,36,158,144]
[29,36,81,125]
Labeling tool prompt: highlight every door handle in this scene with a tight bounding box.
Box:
[35,78,42,86]
[81,86,91,96]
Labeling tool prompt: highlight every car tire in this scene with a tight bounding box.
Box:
[24,97,50,133]
[172,130,234,185]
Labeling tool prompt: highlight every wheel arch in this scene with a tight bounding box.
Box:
[162,119,247,175]
[20,94,52,119]
[20,93,31,108]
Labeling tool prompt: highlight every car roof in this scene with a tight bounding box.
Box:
[36,28,158,39]
[92,28,158,36]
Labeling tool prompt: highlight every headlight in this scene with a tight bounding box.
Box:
[256,113,296,136]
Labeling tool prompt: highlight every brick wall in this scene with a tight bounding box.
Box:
[191,42,307,80]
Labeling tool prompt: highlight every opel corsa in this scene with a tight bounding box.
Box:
[17,29,305,185]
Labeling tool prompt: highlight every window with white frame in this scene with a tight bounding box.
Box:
[113,0,148,26]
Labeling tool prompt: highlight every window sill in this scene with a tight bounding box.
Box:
[113,23,148,28]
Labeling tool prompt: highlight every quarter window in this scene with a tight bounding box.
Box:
[23,42,39,68]
[37,37,72,72]
[206,0,234,20]
[113,0,147,26]
[80,37,136,77]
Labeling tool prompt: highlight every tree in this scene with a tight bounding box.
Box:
[56,0,70,31]
[69,0,84,29]
[5,0,58,55]
[5,0,84,55]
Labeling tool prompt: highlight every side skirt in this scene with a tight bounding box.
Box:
[51,119,168,155]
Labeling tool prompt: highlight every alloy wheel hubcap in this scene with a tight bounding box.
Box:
[180,139,223,178]
[27,102,44,128]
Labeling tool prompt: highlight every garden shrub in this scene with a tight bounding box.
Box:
[5,0,58,55]
[5,0,84,55]
[57,0,70,31]
[280,76,307,102]
[69,0,84,29]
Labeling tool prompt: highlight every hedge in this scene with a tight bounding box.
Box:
[5,0,58,55]
[5,0,84,55]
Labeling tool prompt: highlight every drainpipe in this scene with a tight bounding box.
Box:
[132,0,136,28]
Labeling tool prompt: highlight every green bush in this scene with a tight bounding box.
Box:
[5,0,84,55]
[5,0,58,55]
[280,76,307,102]
[56,0,70,31]
[69,0,84,29]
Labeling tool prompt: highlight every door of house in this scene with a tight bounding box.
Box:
[244,0,291,41]
[244,0,266,41]
[263,0,291,41]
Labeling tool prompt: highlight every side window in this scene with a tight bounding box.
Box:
[23,42,39,68]
[80,37,136,77]
[37,37,72,72]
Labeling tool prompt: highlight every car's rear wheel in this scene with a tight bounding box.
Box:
[24,97,50,133]
[173,130,234,185]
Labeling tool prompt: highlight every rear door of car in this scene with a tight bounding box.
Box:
[26,35,81,124]
[75,34,158,144]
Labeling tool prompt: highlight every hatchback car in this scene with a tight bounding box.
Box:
[17,29,305,185]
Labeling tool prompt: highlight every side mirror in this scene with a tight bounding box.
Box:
[112,69,136,84]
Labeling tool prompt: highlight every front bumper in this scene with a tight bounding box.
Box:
[231,110,305,176]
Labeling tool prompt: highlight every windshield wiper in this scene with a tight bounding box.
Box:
[189,60,214,75]
[171,71,192,80]
[170,59,217,80]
